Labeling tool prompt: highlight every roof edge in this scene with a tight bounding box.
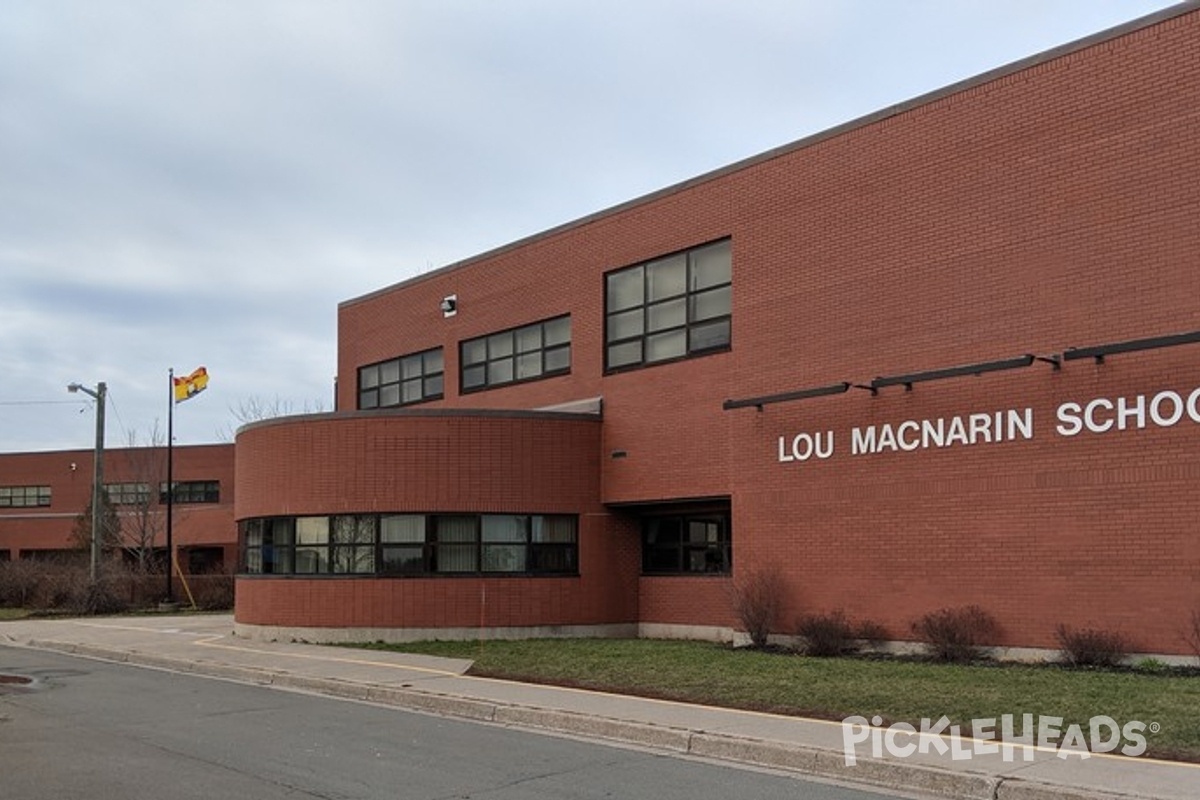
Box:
[340,1,1199,310]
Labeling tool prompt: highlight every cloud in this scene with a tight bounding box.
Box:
[0,0,1176,451]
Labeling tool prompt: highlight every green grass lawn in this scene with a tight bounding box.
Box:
[351,638,1200,761]
[0,608,31,621]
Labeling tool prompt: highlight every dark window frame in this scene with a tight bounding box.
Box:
[358,347,445,409]
[240,512,579,578]
[0,485,52,508]
[641,512,732,576]
[460,315,571,394]
[105,482,152,506]
[160,480,220,504]
[604,239,732,373]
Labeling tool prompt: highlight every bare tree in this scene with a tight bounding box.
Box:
[215,394,329,442]
[70,490,122,555]
[115,425,168,573]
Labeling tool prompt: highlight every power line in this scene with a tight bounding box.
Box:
[0,399,83,406]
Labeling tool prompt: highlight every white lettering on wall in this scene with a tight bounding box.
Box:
[778,387,1199,465]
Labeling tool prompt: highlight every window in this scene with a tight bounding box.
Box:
[161,480,220,504]
[359,347,444,409]
[0,486,51,508]
[240,513,578,576]
[241,518,295,575]
[641,513,731,575]
[105,483,152,505]
[605,239,731,371]
[461,316,571,393]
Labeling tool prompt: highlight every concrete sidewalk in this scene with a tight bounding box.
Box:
[1,615,1194,800]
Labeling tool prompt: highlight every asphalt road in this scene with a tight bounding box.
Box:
[0,645,912,800]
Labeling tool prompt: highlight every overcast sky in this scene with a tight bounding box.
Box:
[0,0,1180,453]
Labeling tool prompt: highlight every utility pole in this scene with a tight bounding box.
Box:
[68,381,106,581]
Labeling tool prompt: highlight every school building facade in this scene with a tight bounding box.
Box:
[0,444,236,572]
[198,5,1200,653]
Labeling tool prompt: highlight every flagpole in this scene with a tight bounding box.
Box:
[166,368,175,604]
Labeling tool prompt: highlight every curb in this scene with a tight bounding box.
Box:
[8,639,1164,800]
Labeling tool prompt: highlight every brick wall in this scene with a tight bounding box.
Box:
[0,445,235,563]
[269,7,1200,650]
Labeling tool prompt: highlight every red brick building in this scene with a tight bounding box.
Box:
[0,445,236,572]
[232,4,1198,653]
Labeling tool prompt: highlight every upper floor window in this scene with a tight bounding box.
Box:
[161,480,220,504]
[358,347,444,409]
[605,239,731,372]
[0,485,51,508]
[460,315,571,393]
[105,483,151,505]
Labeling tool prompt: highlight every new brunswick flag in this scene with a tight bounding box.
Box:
[173,366,209,403]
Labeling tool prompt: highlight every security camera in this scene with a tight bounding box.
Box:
[440,295,458,317]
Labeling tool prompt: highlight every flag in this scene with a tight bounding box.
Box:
[173,366,209,403]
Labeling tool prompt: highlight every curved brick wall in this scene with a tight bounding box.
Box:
[233,410,640,631]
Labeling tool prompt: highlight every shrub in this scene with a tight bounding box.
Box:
[76,576,131,615]
[796,611,857,657]
[854,619,890,652]
[730,567,786,648]
[188,573,235,610]
[0,560,43,607]
[911,605,998,663]
[1055,624,1129,668]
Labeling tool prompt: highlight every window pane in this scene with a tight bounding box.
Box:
[646,518,682,544]
[332,545,375,574]
[690,285,730,322]
[607,340,642,369]
[544,346,570,373]
[647,298,686,332]
[606,308,643,341]
[482,515,528,542]
[401,354,423,380]
[267,518,295,547]
[424,374,444,397]
[435,516,477,542]
[688,520,718,543]
[360,365,380,389]
[462,365,486,389]
[380,359,401,384]
[379,383,401,407]
[529,546,576,572]
[516,352,542,380]
[482,544,526,572]
[296,517,330,545]
[381,545,424,574]
[516,325,542,353]
[532,516,576,543]
[543,316,570,346]
[381,515,425,543]
[647,253,687,300]
[488,332,513,358]
[294,546,327,574]
[423,348,444,373]
[402,379,423,403]
[462,339,487,365]
[607,267,644,311]
[437,544,477,572]
[646,330,686,362]
[488,359,514,384]
[690,240,731,290]
[690,318,731,352]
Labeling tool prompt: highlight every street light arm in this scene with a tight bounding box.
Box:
[67,382,100,401]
